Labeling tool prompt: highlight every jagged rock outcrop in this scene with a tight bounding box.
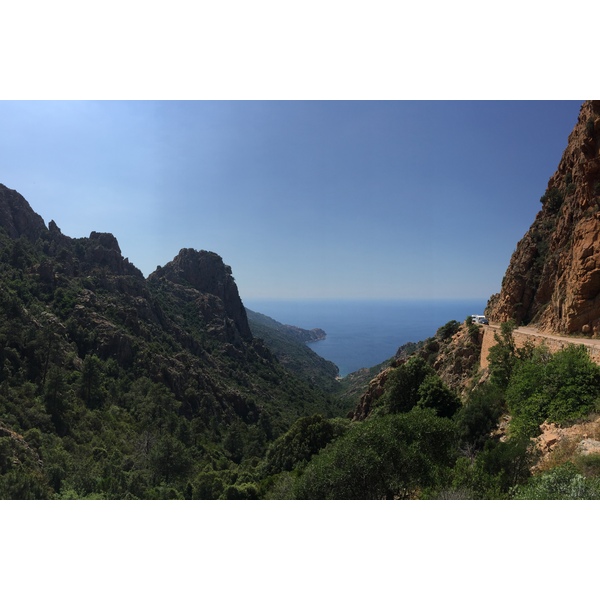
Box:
[0,184,47,241]
[149,248,252,343]
[84,231,143,278]
[487,101,600,334]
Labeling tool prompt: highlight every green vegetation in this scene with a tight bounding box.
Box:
[506,344,600,438]
[437,319,460,340]
[258,321,600,500]
[540,187,565,213]
[4,190,600,500]
[246,309,343,399]
[514,462,600,499]
[380,356,460,417]
[293,409,458,499]
[262,414,349,475]
[586,116,595,137]
[0,205,348,499]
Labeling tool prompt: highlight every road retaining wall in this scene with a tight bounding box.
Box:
[480,326,600,370]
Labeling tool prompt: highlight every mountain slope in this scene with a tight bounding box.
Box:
[246,308,340,394]
[0,184,340,498]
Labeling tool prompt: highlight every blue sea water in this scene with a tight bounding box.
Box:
[244,298,488,377]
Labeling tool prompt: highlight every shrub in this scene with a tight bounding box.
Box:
[454,382,505,451]
[450,437,533,499]
[487,320,517,389]
[506,344,600,438]
[381,356,434,413]
[437,320,460,341]
[574,453,600,478]
[540,187,564,213]
[380,355,461,419]
[262,414,348,475]
[417,374,461,418]
[294,409,458,499]
[513,462,600,499]
[223,483,259,500]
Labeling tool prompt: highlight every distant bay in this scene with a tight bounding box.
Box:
[245,298,488,377]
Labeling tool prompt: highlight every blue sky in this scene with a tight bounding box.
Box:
[0,100,582,300]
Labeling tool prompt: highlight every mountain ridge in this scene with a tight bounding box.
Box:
[0,183,342,498]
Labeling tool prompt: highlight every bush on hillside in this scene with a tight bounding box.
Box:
[506,344,600,438]
[293,409,458,500]
[380,355,463,418]
[262,414,348,475]
[454,382,505,451]
[513,462,600,500]
[450,437,532,499]
[437,320,460,341]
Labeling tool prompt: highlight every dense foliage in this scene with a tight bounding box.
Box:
[0,208,344,499]
[381,356,461,417]
[506,344,600,438]
[293,409,458,499]
[514,462,600,500]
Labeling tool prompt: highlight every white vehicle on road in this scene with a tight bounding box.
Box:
[471,315,489,325]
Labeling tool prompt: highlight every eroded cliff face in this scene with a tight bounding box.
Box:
[487,101,600,335]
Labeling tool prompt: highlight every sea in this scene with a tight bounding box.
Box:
[244,298,488,377]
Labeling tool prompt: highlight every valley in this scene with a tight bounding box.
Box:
[3,101,600,499]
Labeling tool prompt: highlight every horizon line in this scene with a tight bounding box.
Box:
[243,296,491,303]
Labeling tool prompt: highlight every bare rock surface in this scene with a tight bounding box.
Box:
[488,101,600,335]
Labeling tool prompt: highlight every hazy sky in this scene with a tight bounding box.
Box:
[0,100,582,300]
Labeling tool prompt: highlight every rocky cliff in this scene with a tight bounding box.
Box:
[487,101,600,334]
[149,249,252,344]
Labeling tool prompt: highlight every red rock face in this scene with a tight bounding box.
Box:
[487,101,600,335]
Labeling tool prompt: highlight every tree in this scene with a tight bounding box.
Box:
[382,356,435,413]
[149,434,192,484]
[487,320,517,389]
[294,409,458,500]
[417,374,461,418]
[44,365,68,435]
[506,344,600,438]
[79,354,104,409]
[454,382,504,451]
[263,414,347,475]
[223,421,246,464]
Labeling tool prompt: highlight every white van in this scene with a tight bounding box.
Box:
[471,315,489,325]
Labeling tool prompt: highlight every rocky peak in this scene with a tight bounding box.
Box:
[0,184,47,241]
[150,248,252,341]
[83,230,142,278]
[487,101,600,334]
[89,231,121,253]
